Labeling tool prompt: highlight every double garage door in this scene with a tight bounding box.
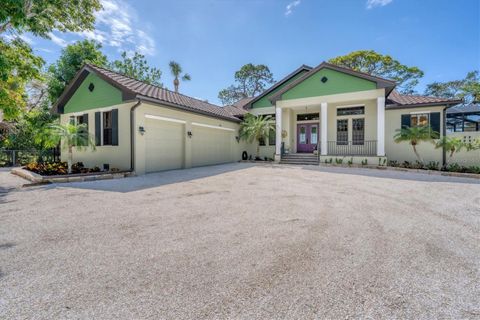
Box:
[145,117,233,173]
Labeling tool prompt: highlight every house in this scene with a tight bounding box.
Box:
[53,62,468,175]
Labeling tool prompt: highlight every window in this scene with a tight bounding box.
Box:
[337,119,348,145]
[299,126,307,144]
[411,113,429,127]
[259,137,265,146]
[311,125,318,145]
[103,111,113,145]
[337,106,364,116]
[268,128,276,146]
[446,113,480,132]
[297,113,319,121]
[352,118,364,145]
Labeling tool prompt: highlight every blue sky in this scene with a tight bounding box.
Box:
[28,0,479,105]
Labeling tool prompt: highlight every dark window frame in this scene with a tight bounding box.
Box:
[352,118,365,145]
[268,128,276,146]
[336,119,348,145]
[103,111,113,146]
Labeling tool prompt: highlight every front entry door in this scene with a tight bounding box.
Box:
[297,124,318,153]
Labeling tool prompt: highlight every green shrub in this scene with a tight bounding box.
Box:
[347,158,353,166]
[361,159,368,166]
[426,161,439,170]
[467,166,480,174]
[388,160,399,167]
[335,158,343,164]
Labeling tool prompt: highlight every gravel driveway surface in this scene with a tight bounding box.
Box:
[1,163,479,319]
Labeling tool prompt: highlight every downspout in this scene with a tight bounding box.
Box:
[442,106,447,167]
[130,100,142,172]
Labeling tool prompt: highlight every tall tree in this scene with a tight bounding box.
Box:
[424,71,480,103]
[48,40,108,103]
[218,64,275,105]
[0,38,44,120]
[168,61,191,93]
[110,51,162,86]
[0,0,102,119]
[0,0,101,37]
[329,50,424,94]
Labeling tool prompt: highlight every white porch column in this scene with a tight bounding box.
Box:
[377,96,386,156]
[320,102,328,155]
[275,105,282,162]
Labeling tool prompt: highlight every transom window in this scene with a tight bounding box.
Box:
[337,106,365,116]
[411,113,429,127]
[103,111,113,145]
[297,113,319,121]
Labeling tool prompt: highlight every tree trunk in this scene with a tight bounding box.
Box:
[68,145,73,174]
[412,145,424,164]
[174,78,179,93]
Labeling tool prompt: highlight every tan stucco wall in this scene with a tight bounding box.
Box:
[446,132,480,166]
[385,105,445,164]
[133,102,254,175]
[60,102,135,170]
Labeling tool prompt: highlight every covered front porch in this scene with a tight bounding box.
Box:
[272,89,386,160]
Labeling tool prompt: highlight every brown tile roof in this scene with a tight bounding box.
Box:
[85,64,240,122]
[222,105,249,117]
[386,90,462,108]
[233,97,255,109]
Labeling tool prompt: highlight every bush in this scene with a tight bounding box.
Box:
[25,161,104,175]
[361,159,368,166]
[426,161,439,170]
[388,160,399,167]
[335,158,343,164]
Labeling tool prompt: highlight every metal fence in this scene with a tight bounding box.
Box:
[0,149,60,167]
[326,140,377,156]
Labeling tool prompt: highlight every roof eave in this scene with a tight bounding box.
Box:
[136,95,241,123]
[386,100,463,110]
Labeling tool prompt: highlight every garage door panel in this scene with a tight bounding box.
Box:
[145,119,184,173]
[192,126,232,167]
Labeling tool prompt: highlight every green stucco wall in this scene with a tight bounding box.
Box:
[64,73,122,113]
[281,68,376,101]
[251,70,309,109]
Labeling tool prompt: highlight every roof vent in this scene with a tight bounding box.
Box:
[88,83,95,92]
[321,76,328,83]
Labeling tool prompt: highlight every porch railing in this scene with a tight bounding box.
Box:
[325,140,377,156]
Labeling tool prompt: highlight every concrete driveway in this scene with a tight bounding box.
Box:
[1,164,479,319]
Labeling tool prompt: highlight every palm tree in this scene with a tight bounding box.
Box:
[50,123,96,173]
[394,126,439,164]
[169,61,191,93]
[435,136,466,161]
[239,114,275,158]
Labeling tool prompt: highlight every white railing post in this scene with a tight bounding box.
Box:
[321,102,328,155]
[377,96,386,156]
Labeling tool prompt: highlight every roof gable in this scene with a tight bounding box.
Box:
[64,73,123,113]
[247,65,312,109]
[270,62,396,103]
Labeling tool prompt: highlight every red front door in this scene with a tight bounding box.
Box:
[297,124,318,153]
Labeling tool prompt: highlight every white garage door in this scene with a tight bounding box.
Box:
[192,124,233,167]
[145,117,184,173]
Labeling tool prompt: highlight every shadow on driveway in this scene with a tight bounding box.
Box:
[57,162,257,193]
[301,165,480,185]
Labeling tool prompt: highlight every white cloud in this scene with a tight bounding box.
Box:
[48,32,67,47]
[366,0,393,9]
[47,0,156,55]
[285,0,301,16]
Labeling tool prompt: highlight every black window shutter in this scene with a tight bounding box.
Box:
[401,114,411,128]
[112,109,119,146]
[95,112,101,146]
[430,112,441,135]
